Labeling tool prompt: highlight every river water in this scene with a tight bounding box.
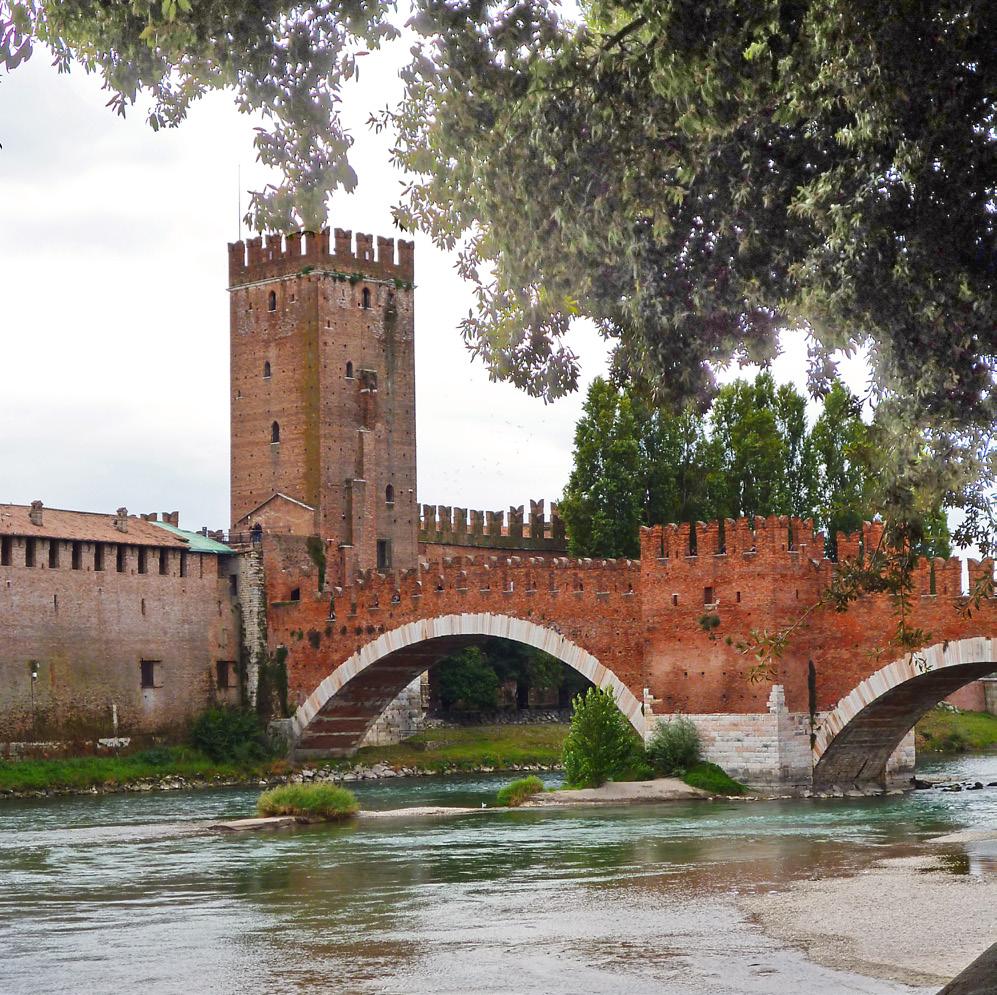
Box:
[1,754,994,995]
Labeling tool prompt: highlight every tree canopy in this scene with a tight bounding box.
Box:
[3,0,994,552]
[560,373,951,560]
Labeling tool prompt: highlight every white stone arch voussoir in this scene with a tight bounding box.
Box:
[812,636,995,765]
[291,612,647,742]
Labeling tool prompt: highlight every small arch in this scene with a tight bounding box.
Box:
[385,484,394,504]
[345,361,354,379]
[271,421,280,444]
[267,291,277,312]
[263,361,271,379]
[361,287,372,309]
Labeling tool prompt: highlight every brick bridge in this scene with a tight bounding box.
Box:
[256,516,996,789]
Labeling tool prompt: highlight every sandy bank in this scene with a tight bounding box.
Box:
[739,834,997,987]
[526,777,708,806]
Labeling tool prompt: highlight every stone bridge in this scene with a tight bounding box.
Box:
[255,518,996,788]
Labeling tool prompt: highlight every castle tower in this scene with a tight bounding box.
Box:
[227,229,418,576]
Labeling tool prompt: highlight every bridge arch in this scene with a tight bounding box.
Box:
[813,636,995,786]
[290,612,646,757]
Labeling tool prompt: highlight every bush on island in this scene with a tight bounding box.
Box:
[562,687,647,788]
[646,715,702,776]
[495,775,544,807]
[257,783,359,821]
[682,762,746,796]
[189,707,273,764]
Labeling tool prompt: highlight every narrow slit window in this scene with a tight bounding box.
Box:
[267,290,276,311]
[24,538,36,567]
[116,545,126,572]
[362,287,371,309]
[179,551,188,578]
[159,549,169,575]
[1,536,11,566]
[346,361,353,378]
[672,594,679,607]
[138,548,148,575]
[385,484,394,505]
[48,539,59,569]
[263,360,271,379]
[271,421,280,444]
[376,539,391,571]
[71,541,82,570]
[94,543,105,572]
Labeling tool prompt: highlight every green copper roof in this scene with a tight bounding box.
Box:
[150,521,235,554]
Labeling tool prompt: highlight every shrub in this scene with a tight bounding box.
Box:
[189,707,272,764]
[562,687,645,788]
[436,647,499,711]
[647,715,702,775]
[495,775,544,807]
[257,784,359,820]
[681,761,745,796]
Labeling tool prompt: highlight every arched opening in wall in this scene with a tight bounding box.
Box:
[268,291,277,311]
[263,361,271,379]
[361,287,371,309]
[291,614,644,758]
[345,361,354,379]
[271,421,280,444]
[385,484,394,505]
[812,639,997,788]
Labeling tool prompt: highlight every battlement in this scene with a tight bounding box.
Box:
[227,228,414,288]
[419,499,567,552]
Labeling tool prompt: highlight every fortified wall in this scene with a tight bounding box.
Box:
[418,499,567,559]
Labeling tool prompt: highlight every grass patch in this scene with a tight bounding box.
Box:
[916,707,997,753]
[681,762,746,795]
[333,723,569,773]
[0,747,279,793]
[257,784,359,821]
[495,775,544,807]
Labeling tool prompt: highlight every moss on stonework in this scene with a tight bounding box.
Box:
[256,646,290,721]
[306,536,326,591]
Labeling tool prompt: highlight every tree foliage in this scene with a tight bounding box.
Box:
[435,647,500,712]
[560,373,951,559]
[562,687,645,787]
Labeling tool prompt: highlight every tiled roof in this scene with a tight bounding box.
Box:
[150,521,234,554]
[0,505,189,547]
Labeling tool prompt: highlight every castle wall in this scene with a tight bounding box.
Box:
[0,533,241,747]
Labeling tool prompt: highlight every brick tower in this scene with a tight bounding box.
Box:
[227,228,418,577]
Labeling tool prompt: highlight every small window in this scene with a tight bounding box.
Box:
[271,421,280,444]
[141,597,146,616]
[229,574,238,596]
[345,361,354,379]
[263,361,271,379]
[216,660,234,689]
[362,287,371,309]
[24,538,36,568]
[736,590,741,604]
[672,593,679,607]
[117,545,126,572]
[385,484,394,505]
[48,540,59,569]
[140,659,160,689]
[159,549,169,575]
[71,541,82,570]
[138,548,148,574]
[180,551,188,578]
[289,587,301,602]
[1,536,11,566]
[93,543,105,572]
[703,586,714,605]
[267,290,276,311]
[377,539,391,571]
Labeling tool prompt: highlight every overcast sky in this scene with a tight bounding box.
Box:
[0,45,867,532]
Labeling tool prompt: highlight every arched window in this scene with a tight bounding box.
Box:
[361,287,371,309]
[263,361,271,379]
[267,290,276,311]
[271,421,280,444]
[385,484,394,504]
[345,361,354,379]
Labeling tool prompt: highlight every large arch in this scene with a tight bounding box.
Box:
[813,636,995,786]
[291,612,646,758]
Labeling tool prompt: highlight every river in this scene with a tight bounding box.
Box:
[0,754,994,995]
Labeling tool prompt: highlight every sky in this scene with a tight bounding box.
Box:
[0,43,868,533]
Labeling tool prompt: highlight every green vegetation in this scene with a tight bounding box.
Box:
[681,762,746,796]
[0,747,281,794]
[257,784,359,821]
[340,723,569,774]
[436,647,501,712]
[495,775,545,807]
[560,375,950,560]
[916,708,997,754]
[562,687,648,788]
[646,716,702,776]
[188,707,274,764]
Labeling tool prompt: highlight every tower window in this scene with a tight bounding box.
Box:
[267,290,276,311]
[385,484,394,505]
[703,586,714,605]
[137,548,148,574]
[94,543,105,572]
[216,660,234,690]
[140,659,161,689]
[362,287,371,309]
[377,539,391,571]
[24,538,36,567]
[48,540,59,568]
[271,421,280,444]
[117,545,126,572]
[263,361,271,379]
[1,536,11,566]
[346,361,354,379]
[159,549,169,575]
[72,541,82,570]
